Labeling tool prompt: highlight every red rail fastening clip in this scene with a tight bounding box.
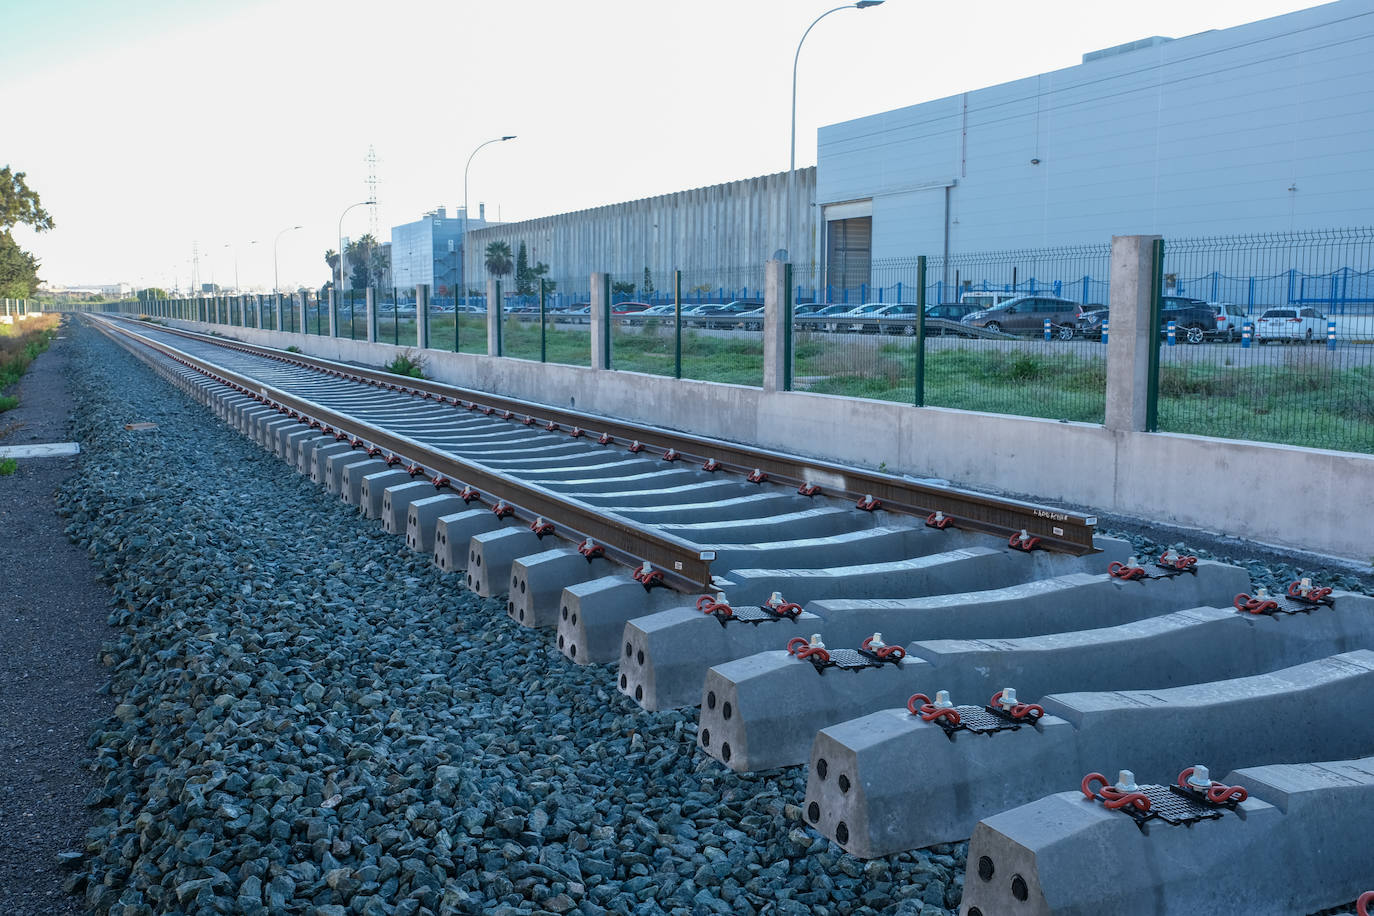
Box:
[628,440,645,453]
[529,517,554,538]
[367,446,382,457]
[702,458,720,472]
[632,562,664,589]
[545,421,559,432]
[481,406,495,416]
[856,494,882,512]
[578,538,605,560]
[350,437,365,449]
[990,688,1043,721]
[1009,529,1041,551]
[907,691,960,726]
[569,426,584,438]
[697,593,733,618]
[662,448,681,462]
[787,635,831,664]
[798,483,821,496]
[747,468,767,484]
[384,454,402,467]
[1234,592,1280,614]
[1081,771,1152,812]
[1158,549,1198,570]
[334,430,349,441]
[406,463,425,478]
[492,501,515,519]
[925,511,953,529]
[861,633,905,660]
[500,410,513,420]
[522,416,535,425]
[459,485,480,504]
[430,475,451,490]
[1108,560,1146,580]
[420,391,432,400]
[597,432,613,445]
[764,592,803,618]
[1356,890,1372,916]
[1287,579,1333,602]
[1177,766,1248,805]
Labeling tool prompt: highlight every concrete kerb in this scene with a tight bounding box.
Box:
[961,754,1374,916]
[803,647,1374,858]
[698,588,1374,773]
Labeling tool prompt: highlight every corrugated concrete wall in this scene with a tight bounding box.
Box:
[464,169,816,289]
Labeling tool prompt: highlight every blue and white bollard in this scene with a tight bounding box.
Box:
[1327,319,1337,350]
[1167,319,1177,346]
[1043,318,1052,341]
[1241,323,1252,349]
[1101,319,1109,345]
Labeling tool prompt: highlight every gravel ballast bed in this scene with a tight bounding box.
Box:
[58,322,1369,916]
[60,327,965,915]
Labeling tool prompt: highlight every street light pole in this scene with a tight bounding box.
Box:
[274,225,303,294]
[787,1,883,263]
[463,135,516,310]
[338,201,373,295]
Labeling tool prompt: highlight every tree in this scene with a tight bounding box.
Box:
[514,241,532,295]
[0,166,55,298]
[137,288,168,302]
[612,281,636,296]
[345,234,378,290]
[642,267,655,299]
[323,249,340,289]
[484,240,513,279]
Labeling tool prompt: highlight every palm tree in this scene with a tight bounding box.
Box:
[324,248,340,289]
[484,240,513,278]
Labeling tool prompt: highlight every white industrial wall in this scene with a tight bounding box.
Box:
[818,0,1374,260]
[464,169,816,287]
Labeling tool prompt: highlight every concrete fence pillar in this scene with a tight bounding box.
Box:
[417,284,431,349]
[328,290,339,337]
[272,294,283,331]
[590,272,610,369]
[763,259,789,392]
[1105,234,1162,433]
[297,293,308,333]
[486,278,502,356]
[366,288,377,343]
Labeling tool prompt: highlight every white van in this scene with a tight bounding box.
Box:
[959,291,1018,311]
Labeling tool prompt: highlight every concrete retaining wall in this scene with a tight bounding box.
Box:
[154,317,1373,562]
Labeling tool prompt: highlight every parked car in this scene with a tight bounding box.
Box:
[926,303,982,322]
[1076,306,1109,339]
[691,301,757,329]
[1255,306,1326,344]
[959,291,1019,311]
[611,301,652,315]
[960,295,1081,336]
[1209,302,1248,341]
[833,302,891,332]
[734,306,766,330]
[796,303,857,332]
[1159,296,1215,344]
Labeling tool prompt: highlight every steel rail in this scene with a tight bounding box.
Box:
[109,316,1098,555]
[92,316,716,592]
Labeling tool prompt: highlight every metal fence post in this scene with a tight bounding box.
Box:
[914,255,926,407]
[539,278,547,363]
[416,284,430,349]
[486,278,502,357]
[783,263,794,392]
[673,270,682,380]
[1145,238,1164,432]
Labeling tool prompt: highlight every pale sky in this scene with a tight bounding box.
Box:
[2,0,1325,292]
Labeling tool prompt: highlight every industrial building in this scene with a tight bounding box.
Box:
[391,207,490,296]
[815,0,1374,287]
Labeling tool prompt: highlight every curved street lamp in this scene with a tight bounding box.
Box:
[338,201,374,293]
[787,1,883,260]
[462,135,516,308]
[274,225,303,293]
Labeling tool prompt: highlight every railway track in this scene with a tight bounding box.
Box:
[91,314,1371,915]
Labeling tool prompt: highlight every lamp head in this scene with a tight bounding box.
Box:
[501,135,516,141]
[855,1,883,7]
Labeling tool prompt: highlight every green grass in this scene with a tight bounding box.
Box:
[1156,360,1374,451]
[0,314,60,407]
[0,395,17,412]
[384,351,425,379]
[0,458,15,476]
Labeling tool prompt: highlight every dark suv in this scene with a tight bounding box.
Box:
[1159,297,1216,344]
